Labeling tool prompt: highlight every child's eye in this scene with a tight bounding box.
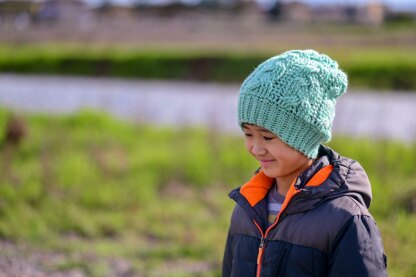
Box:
[263,136,275,141]
[244,133,252,137]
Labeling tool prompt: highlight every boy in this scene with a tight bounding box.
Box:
[222,50,387,277]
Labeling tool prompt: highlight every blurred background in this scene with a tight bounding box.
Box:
[0,0,416,276]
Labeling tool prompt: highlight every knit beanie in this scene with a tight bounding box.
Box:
[238,49,348,159]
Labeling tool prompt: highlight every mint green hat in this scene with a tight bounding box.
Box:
[238,49,348,159]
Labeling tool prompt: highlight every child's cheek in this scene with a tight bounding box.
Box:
[245,141,255,156]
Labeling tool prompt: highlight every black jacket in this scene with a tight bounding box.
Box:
[222,146,387,277]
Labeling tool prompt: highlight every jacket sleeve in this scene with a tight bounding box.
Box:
[328,215,388,277]
[222,230,233,277]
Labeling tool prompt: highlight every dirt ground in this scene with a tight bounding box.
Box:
[1,10,416,52]
[0,239,140,277]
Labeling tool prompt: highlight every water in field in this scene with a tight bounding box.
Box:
[0,74,415,142]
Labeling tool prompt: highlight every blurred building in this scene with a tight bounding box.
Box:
[357,1,387,25]
[0,0,40,30]
[247,0,388,25]
[0,0,410,29]
[0,0,96,31]
[280,1,311,23]
[296,1,387,25]
[37,0,88,22]
[95,2,136,18]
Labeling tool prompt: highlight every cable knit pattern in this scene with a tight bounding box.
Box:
[238,49,348,158]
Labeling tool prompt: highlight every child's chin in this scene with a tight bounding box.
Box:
[262,169,277,179]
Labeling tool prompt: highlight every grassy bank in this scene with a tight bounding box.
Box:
[1,45,416,91]
[0,110,415,276]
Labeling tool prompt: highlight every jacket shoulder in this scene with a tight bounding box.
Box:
[228,203,260,237]
[271,195,372,253]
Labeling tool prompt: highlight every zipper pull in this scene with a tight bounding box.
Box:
[259,236,265,248]
[257,237,266,265]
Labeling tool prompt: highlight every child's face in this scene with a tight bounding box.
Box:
[242,124,312,180]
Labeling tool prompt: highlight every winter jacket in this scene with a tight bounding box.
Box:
[222,145,387,277]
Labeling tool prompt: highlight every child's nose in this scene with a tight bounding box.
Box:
[251,140,266,156]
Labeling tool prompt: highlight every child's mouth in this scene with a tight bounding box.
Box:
[260,159,275,167]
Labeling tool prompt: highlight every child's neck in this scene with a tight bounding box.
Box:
[275,159,315,196]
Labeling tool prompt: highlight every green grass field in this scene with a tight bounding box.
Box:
[1,43,416,91]
[0,109,415,276]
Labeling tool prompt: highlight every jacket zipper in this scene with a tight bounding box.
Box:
[254,218,280,277]
[254,189,300,277]
[254,221,265,277]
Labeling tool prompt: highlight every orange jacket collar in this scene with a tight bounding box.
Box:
[240,165,334,207]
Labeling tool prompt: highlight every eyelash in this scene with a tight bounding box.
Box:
[244,133,274,140]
